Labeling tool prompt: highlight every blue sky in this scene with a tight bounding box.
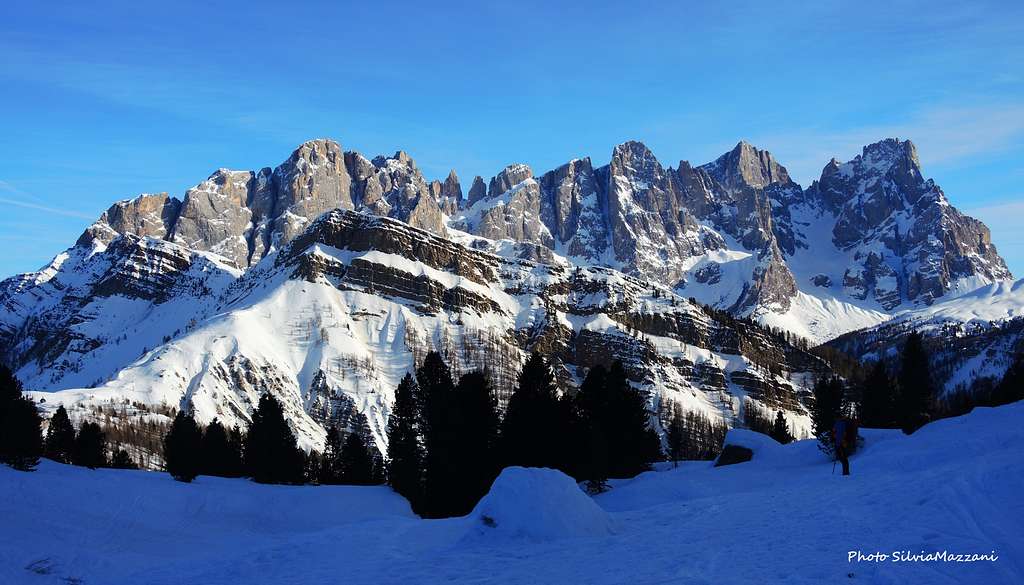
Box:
[2,0,1023,277]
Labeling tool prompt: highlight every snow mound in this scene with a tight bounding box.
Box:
[463,467,612,542]
[718,429,782,457]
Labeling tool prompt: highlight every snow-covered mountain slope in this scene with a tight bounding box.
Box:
[4,402,1021,584]
[5,136,1006,351]
[1,135,1016,451]
[452,139,1011,341]
[894,278,1024,326]
[829,279,1024,392]
[23,210,827,451]
[0,235,240,390]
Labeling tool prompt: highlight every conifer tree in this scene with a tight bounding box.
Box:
[339,431,374,485]
[164,410,203,482]
[201,418,240,477]
[771,410,793,444]
[501,352,565,471]
[664,403,686,467]
[603,361,661,478]
[812,376,845,456]
[110,448,138,469]
[860,361,896,428]
[574,364,611,490]
[574,362,660,487]
[897,332,936,433]
[245,393,305,484]
[0,397,43,471]
[452,370,501,513]
[0,365,43,471]
[370,449,386,485]
[73,422,107,469]
[387,373,424,509]
[0,365,21,416]
[992,353,1024,406]
[319,425,344,484]
[227,425,245,477]
[45,404,77,463]
[415,351,460,517]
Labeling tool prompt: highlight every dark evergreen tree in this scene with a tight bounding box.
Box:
[110,448,138,470]
[318,425,344,484]
[0,365,43,471]
[0,365,21,415]
[164,410,203,482]
[992,353,1024,406]
[860,361,896,428]
[227,425,245,477]
[339,431,375,485]
[0,396,43,471]
[573,364,610,491]
[44,405,77,463]
[415,351,460,517]
[370,449,386,485]
[201,418,241,477]
[501,352,566,471]
[812,376,845,456]
[574,362,661,488]
[897,332,936,433]
[771,410,793,444]
[452,370,500,513]
[664,404,686,467]
[245,393,305,484]
[602,361,661,478]
[73,422,107,469]
[387,373,424,510]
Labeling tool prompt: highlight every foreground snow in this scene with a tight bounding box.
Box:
[2,403,1022,584]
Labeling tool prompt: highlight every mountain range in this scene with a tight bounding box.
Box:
[0,137,1017,453]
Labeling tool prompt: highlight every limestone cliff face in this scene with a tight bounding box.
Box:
[806,139,1011,308]
[51,135,1016,335]
[80,139,452,270]
[7,135,1015,458]
[78,193,180,247]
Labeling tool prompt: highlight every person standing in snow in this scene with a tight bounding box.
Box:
[832,417,858,476]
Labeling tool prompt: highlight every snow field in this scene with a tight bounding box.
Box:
[2,402,1022,584]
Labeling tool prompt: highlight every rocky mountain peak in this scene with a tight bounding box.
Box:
[285,139,345,170]
[702,141,793,191]
[442,169,462,203]
[467,176,487,207]
[46,135,1014,349]
[488,163,534,198]
[860,138,919,169]
[77,192,181,247]
[610,140,659,172]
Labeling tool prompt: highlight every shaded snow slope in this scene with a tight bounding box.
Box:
[463,466,612,543]
[25,211,827,453]
[829,278,1024,393]
[2,402,1021,584]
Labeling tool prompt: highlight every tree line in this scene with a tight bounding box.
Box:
[387,351,661,517]
[0,366,135,471]
[811,331,1024,453]
[163,392,384,486]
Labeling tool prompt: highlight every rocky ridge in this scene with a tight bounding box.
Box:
[0,135,1014,455]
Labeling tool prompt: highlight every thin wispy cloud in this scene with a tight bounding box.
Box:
[0,196,94,220]
[754,103,1024,185]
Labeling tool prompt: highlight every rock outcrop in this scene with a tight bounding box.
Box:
[806,139,1011,308]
